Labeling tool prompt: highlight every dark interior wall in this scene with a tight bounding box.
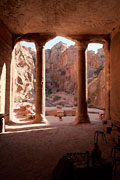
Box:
[110,31,120,122]
[0,20,12,122]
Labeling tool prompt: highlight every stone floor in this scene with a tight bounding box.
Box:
[0,110,119,180]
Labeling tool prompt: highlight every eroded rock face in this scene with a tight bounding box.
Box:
[88,69,105,109]
[46,42,105,107]
[13,42,105,109]
[87,49,105,83]
[46,43,78,96]
[12,43,35,102]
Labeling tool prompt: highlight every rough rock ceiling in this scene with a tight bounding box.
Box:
[0,0,120,36]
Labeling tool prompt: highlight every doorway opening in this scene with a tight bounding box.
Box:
[87,43,105,111]
[45,36,76,108]
[11,41,36,124]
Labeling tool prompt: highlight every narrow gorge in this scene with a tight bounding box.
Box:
[12,42,105,110]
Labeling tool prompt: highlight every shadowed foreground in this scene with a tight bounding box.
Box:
[0,112,115,180]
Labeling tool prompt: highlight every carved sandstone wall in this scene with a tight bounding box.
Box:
[0,21,12,122]
[110,31,120,122]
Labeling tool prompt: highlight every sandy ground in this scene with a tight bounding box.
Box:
[0,110,117,180]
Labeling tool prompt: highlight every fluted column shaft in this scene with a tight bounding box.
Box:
[76,41,90,124]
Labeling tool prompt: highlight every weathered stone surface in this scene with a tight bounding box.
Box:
[45,107,76,116]
[0,0,120,129]
[87,48,105,83]
[88,69,105,109]
[46,42,105,108]
[110,31,120,123]
[46,43,78,96]
[0,1,120,36]
[13,102,35,119]
[0,21,12,122]
[13,42,105,109]
[12,43,35,102]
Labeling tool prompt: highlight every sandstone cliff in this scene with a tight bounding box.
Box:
[13,42,105,109]
[88,69,105,109]
[46,42,105,107]
[12,43,35,102]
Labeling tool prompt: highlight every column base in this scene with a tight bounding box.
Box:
[32,114,49,124]
[104,112,111,122]
[75,114,90,124]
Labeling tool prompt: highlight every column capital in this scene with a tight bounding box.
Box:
[35,40,45,50]
[103,40,111,54]
[34,33,55,50]
[76,40,88,50]
[15,32,55,48]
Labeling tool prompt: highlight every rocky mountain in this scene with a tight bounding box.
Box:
[13,42,105,108]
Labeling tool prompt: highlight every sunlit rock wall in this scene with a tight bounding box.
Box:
[12,43,35,103]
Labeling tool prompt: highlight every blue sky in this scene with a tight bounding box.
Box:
[21,36,103,53]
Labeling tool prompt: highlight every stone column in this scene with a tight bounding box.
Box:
[76,41,90,124]
[34,41,47,123]
[85,49,88,103]
[103,42,111,122]
[10,50,15,122]
[15,33,55,124]
[5,61,11,123]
